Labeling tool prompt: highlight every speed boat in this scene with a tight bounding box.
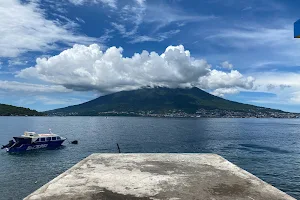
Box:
[1,131,66,153]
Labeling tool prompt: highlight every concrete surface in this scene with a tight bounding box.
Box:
[24,154,295,200]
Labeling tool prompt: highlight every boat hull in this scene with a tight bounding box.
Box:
[6,140,65,153]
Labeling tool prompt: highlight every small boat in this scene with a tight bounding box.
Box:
[1,131,66,153]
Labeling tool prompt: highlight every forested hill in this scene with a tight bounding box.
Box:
[0,104,44,116]
[46,87,299,118]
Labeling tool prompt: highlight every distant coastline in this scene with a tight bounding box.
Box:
[48,109,300,118]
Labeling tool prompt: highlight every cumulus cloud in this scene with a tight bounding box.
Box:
[18,44,255,94]
[220,61,233,70]
[0,0,98,57]
[211,88,239,97]
[198,69,255,90]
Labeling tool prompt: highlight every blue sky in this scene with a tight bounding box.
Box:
[1,0,300,112]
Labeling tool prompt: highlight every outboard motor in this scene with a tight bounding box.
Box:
[1,140,14,149]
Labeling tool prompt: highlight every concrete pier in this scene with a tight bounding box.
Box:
[24,154,295,200]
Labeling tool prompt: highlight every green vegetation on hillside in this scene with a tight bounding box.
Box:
[0,104,44,116]
[46,87,289,117]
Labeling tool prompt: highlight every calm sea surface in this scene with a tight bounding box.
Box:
[0,117,300,199]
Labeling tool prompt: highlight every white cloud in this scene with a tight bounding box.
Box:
[18,44,255,94]
[246,71,300,106]
[0,0,98,57]
[98,29,115,44]
[144,4,217,32]
[35,96,84,105]
[205,25,300,66]
[111,0,146,39]
[291,92,300,103]
[253,72,300,88]
[0,81,71,93]
[111,1,212,43]
[211,88,239,97]
[8,59,28,67]
[10,95,86,111]
[266,84,291,91]
[112,23,180,44]
[242,6,252,11]
[198,69,255,90]
[220,61,233,70]
[75,17,85,24]
[68,0,117,8]
[128,30,180,44]
[128,35,160,43]
[206,26,291,46]
[0,71,13,75]
[266,84,276,91]
[111,23,132,37]
[251,61,284,69]
[279,84,291,90]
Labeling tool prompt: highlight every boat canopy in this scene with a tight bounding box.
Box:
[23,131,39,137]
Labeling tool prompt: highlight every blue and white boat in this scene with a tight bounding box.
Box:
[1,131,66,153]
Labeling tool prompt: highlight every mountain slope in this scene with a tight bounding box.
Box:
[0,104,44,116]
[46,87,292,117]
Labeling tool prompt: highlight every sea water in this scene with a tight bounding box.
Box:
[0,117,299,199]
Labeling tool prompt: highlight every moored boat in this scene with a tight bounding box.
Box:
[1,131,66,153]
